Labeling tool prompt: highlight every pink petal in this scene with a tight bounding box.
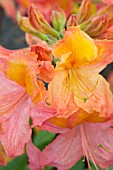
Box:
[0,46,15,57]
[81,122,113,169]
[0,97,32,157]
[26,140,42,170]
[40,121,69,134]
[0,72,26,121]
[40,127,83,169]
[31,102,56,127]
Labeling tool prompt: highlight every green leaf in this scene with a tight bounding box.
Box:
[0,154,29,170]
[44,166,54,170]
[33,130,56,151]
[70,159,85,170]
[110,166,113,170]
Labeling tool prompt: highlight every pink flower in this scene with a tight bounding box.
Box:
[0,45,55,157]
[27,121,113,169]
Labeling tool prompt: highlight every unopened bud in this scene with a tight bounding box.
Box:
[51,5,66,32]
[28,4,59,38]
[96,4,113,26]
[84,14,108,37]
[66,14,78,27]
[17,11,49,41]
[77,0,92,24]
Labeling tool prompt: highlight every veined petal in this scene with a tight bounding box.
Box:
[53,26,98,68]
[0,72,32,157]
[74,73,113,119]
[48,70,78,118]
[0,49,46,103]
[87,39,113,73]
[80,122,113,169]
[0,98,32,157]
[26,140,42,170]
[0,72,26,118]
[40,127,83,170]
[31,102,56,127]
[40,121,69,134]
[5,51,37,87]
[40,122,113,169]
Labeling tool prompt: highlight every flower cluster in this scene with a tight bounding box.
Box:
[1,0,113,169]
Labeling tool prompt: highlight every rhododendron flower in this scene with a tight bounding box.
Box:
[27,122,113,169]
[46,26,113,127]
[43,122,113,169]
[0,45,55,157]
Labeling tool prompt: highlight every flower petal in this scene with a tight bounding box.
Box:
[38,61,55,83]
[40,121,69,133]
[40,127,83,169]
[48,70,78,119]
[0,97,32,157]
[81,122,113,169]
[53,27,98,67]
[0,72,26,118]
[26,140,42,170]
[74,73,113,120]
[31,102,56,127]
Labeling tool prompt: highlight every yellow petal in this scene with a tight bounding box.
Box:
[53,26,98,68]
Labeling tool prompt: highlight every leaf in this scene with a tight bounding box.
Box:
[0,154,29,170]
[33,130,56,151]
[70,159,85,170]
[110,165,113,170]
[44,166,54,170]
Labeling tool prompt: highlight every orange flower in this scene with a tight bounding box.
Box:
[47,26,113,127]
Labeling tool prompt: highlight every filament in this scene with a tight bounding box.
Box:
[65,69,98,102]
[99,144,113,153]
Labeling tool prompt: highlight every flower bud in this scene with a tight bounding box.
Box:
[96,4,113,26]
[84,14,108,37]
[17,11,50,41]
[66,14,78,27]
[28,4,59,38]
[77,0,92,24]
[51,5,66,32]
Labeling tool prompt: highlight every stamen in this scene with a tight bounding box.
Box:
[82,156,85,162]
[84,98,87,103]
[80,125,99,170]
[65,69,98,102]
[99,144,113,153]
